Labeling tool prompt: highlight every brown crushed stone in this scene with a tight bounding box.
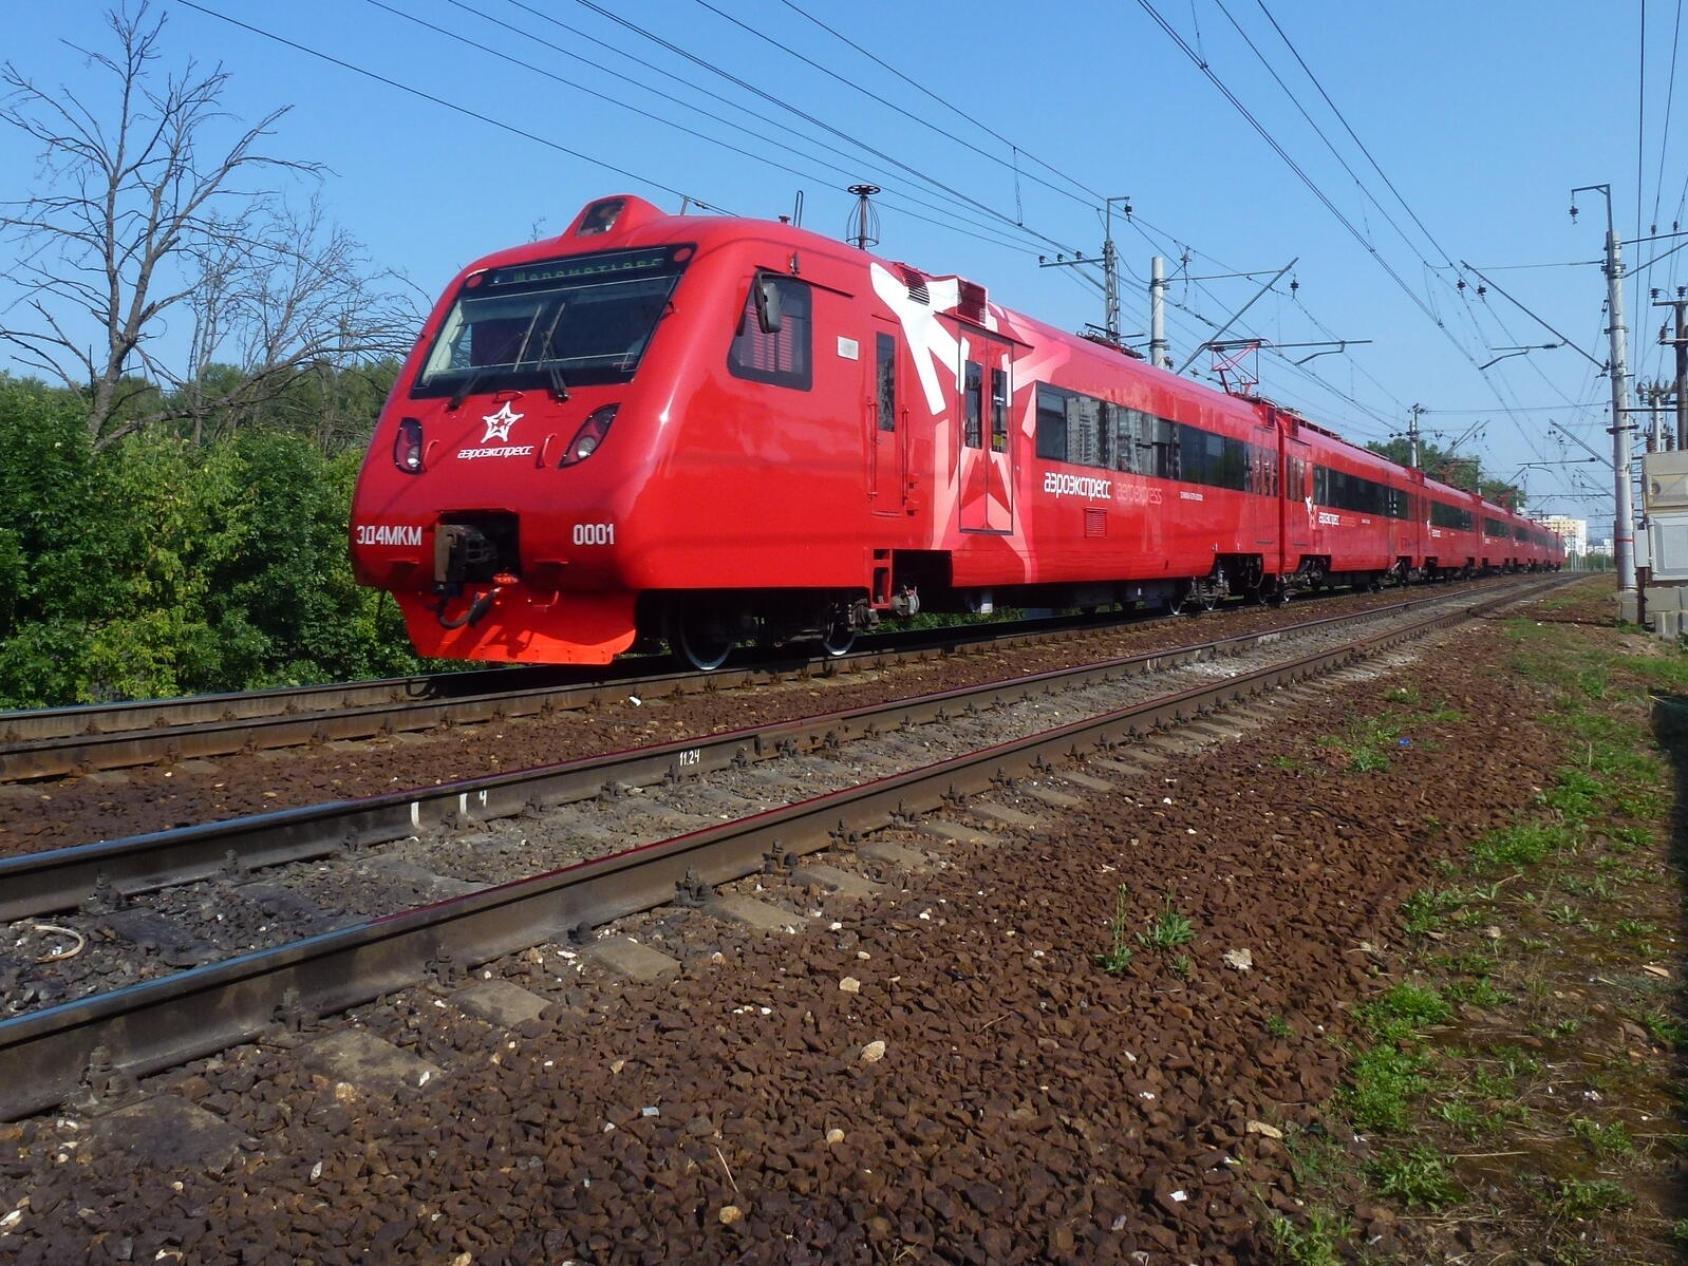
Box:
[0,588,1581,1264]
[0,581,1501,858]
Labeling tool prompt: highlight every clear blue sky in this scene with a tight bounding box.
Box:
[2,0,1672,530]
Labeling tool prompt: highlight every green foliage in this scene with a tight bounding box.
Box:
[1537,1177,1633,1219]
[1444,977,1510,1008]
[1096,883,1135,976]
[1363,436,1524,507]
[1358,983,1453,1041]
[1137,904,1195,951]
[1265,1209,1348,1265]
[1468,822,1573,871]
[1343,1043,1432,1131]
[1366,1146,1460,1208]
[1568,1117,1634,1158]
[1319,710,1402,773]
[1636,1010,1688,1048]
[0,371,424,706]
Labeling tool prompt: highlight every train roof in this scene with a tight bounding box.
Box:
[470,197,1540,527]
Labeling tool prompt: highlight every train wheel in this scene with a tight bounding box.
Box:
[819,617,856,658]
[668,601,735,672]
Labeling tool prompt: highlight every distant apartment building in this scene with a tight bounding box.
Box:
[1541,515,1588,557]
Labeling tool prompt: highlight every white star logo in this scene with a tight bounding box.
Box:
[480,402,523,443]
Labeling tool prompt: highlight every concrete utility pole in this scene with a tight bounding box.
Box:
[1654,289,1688,449]
[1572,183,1636,591]
[1149,255,1169,370]
[1406,402,1426,469]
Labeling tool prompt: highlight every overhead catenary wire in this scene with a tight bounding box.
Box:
[1252,0,1461,274]
[1211,0,1446,296]
[1133,0,1511,384]
[1142,0,1576,467]
[566,0,1088,259]
[772,0,1108,208]
[169,0,1359,437]
[189,0,1568,504]
[691,0,1100,215]
[1644,0,1683,289]
[422,0,1055,256]
[174,0,725,211]
[1639,0,1650,249]
[704,0,1413,439]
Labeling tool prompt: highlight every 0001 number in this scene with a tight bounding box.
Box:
[572,522,616,546]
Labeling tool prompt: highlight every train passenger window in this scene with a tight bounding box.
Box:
[728,273,812,390]
[1149,417,1179,480]
[876,333,896,432]
[963,361,984,448]
[990,368,1009,451]
[1113,408,1139,474]
[1036,386,1067,460]
[1095,401,1111,467]
[1067,394,1102,465]
[1430,501,1472,530]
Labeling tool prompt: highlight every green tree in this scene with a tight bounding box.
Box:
[0,372,422,706]
[1364,437,1525,508]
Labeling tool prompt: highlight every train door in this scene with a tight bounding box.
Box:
[868,321,907,514]
[1281,429,1313,572]
[959,335,1014,533]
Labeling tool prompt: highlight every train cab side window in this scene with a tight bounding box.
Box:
[990,368,1009,452]
[963,361,984,448]
[875,332,896,432]
[728,274,812,389]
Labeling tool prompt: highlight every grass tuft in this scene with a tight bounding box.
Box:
[1343,1044,1432,1132]
[1537,1177,1633,1219]
[1357,983,1452,1041]
[1366,1146,1459,1208]
[1137,904,1195,951]
[1095,883,1135,976]
[1264,1209,1347,1266]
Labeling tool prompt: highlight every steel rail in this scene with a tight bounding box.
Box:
[0,584,1531,924]
[0,605,1246,781]
[0,578,1508,781]
[0,577,1565,1120]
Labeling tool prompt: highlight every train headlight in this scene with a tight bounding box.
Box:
[559,405,619,467]
[393,417,425,474]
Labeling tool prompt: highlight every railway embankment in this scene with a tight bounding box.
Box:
[1,577,1670,1264]
[0,579,1500,857]
[1251,579,1688,1264]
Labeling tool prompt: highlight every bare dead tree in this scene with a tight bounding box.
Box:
[0,4,418,448]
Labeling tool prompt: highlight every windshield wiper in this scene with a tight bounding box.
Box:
[547,363,570,403]
[448,370,487,411]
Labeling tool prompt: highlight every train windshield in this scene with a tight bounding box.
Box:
[413,244,690,397]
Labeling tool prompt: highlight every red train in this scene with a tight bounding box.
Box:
[350,194,1563,670]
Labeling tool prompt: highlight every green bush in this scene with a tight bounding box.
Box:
[0,372,423,706]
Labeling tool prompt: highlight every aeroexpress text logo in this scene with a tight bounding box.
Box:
[1042,471,1112,501]
[459,402,535,460]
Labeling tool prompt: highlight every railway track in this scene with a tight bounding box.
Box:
[0,575,1567,1119]
[0,579,1503,782]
